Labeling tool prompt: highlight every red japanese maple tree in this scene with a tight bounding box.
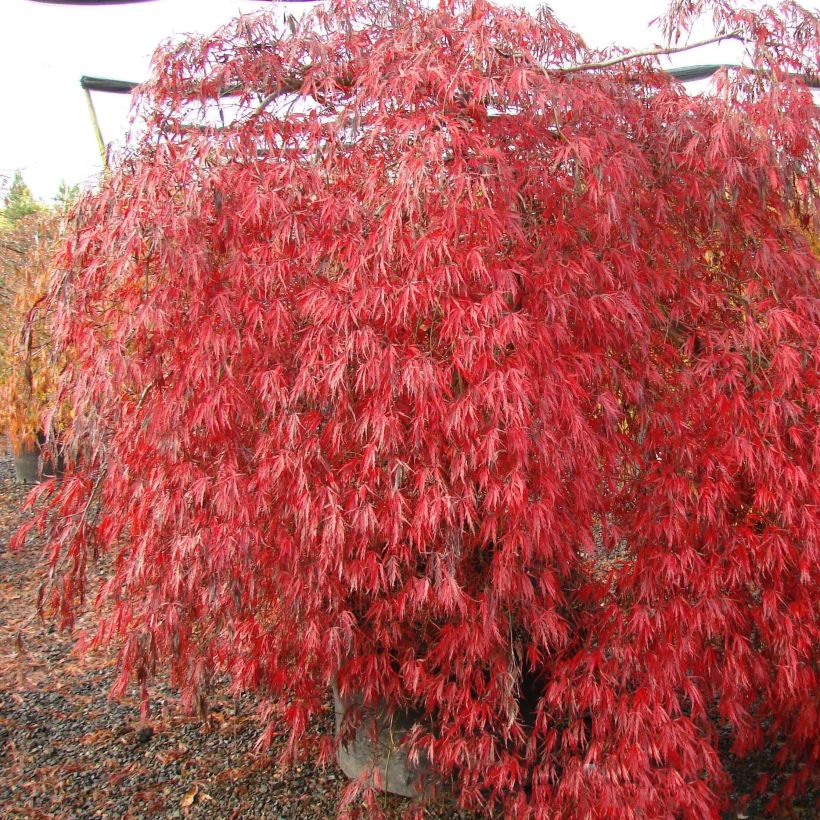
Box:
[17,0,819,815]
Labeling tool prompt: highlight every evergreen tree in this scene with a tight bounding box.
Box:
[1,172,40,228]
[53,181,80,212]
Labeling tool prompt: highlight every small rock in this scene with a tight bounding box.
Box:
[135,726,154,744]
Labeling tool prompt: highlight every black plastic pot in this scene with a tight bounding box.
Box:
[332,683,435,798]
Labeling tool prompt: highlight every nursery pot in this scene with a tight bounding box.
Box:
[9,433,62,484]
[332,683,435,798]
[12,438,41,484]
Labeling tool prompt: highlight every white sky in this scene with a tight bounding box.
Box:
[1,0,746,201]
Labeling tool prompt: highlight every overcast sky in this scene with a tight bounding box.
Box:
[1,0,746,201]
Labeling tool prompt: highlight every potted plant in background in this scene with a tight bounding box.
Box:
[13,1,819,816]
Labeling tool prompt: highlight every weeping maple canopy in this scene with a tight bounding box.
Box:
[18,0,819,815]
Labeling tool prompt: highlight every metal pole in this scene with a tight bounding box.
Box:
[83,87,108,170]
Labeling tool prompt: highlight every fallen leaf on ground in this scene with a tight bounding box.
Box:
[180,785,198,808]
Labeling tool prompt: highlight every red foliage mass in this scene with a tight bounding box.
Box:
[14,1,820,816]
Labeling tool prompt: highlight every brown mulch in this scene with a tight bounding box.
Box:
[0,455,815,818]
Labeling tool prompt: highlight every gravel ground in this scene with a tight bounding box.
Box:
[0,454,815,818]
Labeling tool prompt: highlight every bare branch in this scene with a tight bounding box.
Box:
[249,72,310,120]
[1,240,28,256]
[556,30,744,74]
[494,30,745,76]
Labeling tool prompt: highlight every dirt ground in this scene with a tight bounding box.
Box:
[0,455,815,818]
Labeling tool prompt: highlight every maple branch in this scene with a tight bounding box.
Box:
[494,30,746,77]
[556,30,744,74]
[1,240,28,256]
[255,35,746,106]
[134,381,154,412]
[250,72,307,119]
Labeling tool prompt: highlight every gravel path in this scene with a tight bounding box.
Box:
[0,455,815,818]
